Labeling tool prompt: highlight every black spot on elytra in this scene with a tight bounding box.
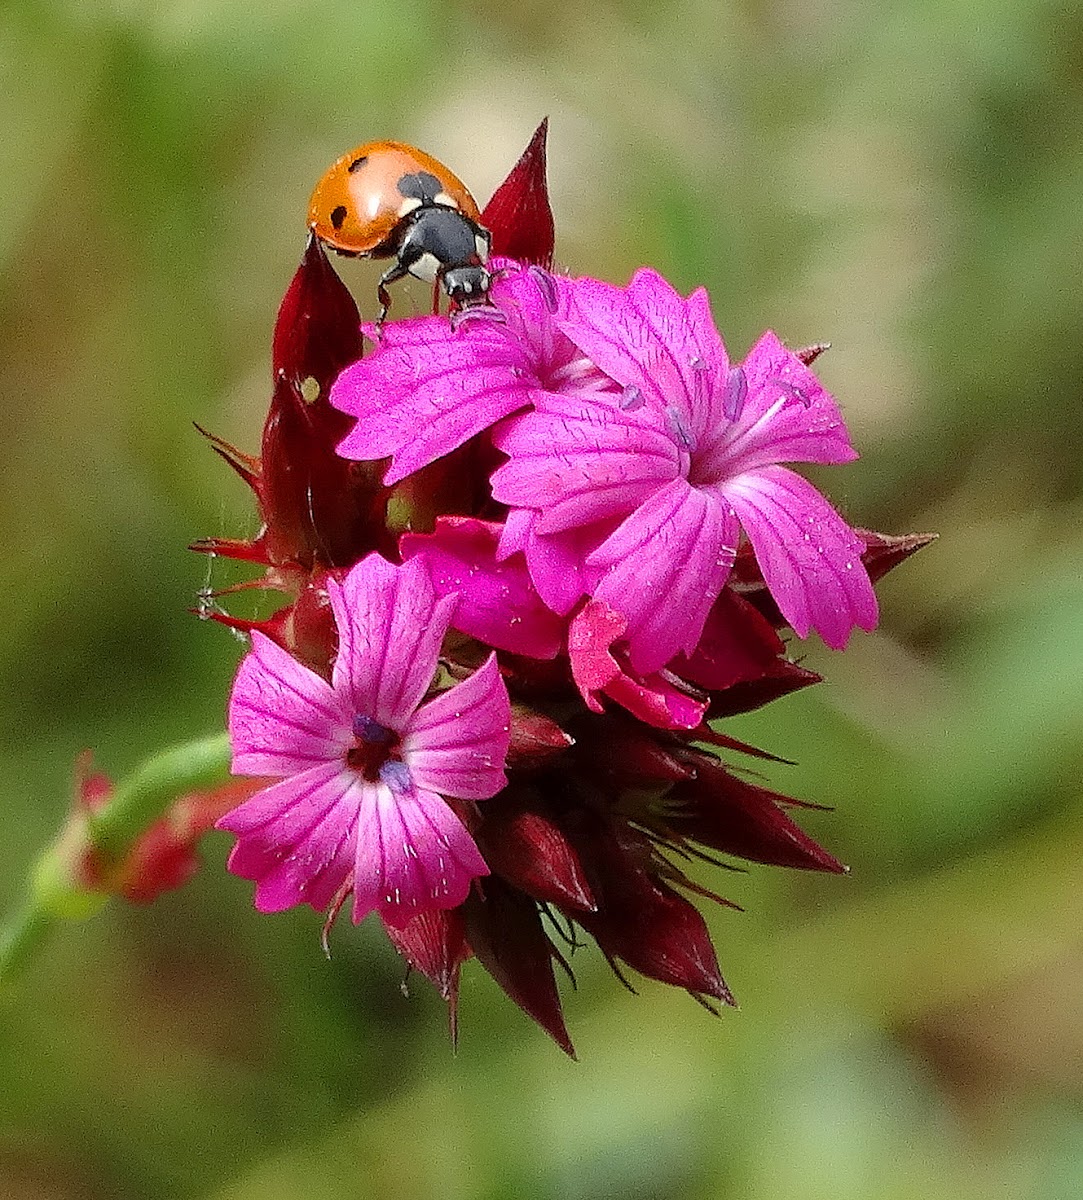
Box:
[348,155,368,173]
[396,171,446,204]
[330,205,347,230]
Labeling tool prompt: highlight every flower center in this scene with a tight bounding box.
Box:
[346,714,402,782]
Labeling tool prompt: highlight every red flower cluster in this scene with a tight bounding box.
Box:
[194,122,930,1054]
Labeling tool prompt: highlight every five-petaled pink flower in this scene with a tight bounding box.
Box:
[490,269,879,671]
[217,553,511,928]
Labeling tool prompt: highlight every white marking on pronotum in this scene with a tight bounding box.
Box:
[396,197,423,218]
[408,252,441,283]
[434,191,456,208]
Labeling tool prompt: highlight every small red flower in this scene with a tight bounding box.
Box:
[73,753,260,904]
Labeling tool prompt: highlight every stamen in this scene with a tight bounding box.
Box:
[666,405,696,451]
[353,714,395,744]
[379,760,413,794]
[689,356,709,415]
[768,377,810,408]
[528,265,560,313]
[722,365,748,421]
[620,383,645,411]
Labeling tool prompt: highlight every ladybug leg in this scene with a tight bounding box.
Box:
[431,277,442,316]
[376,260,410,324]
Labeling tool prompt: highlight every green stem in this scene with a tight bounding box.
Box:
[0,904,54,989]
[0,731,232,989]
[88,732,231,861]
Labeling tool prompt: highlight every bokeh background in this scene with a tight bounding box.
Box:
[3,0,1083,1196]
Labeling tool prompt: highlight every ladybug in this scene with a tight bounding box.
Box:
[308,140,492,320]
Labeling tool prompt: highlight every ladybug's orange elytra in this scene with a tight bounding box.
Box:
[308,140,491,321]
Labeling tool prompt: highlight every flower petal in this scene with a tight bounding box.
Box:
[352,783,489,928]
[229,631,350,777]
[332,316,537,484]
[567,599,707,729]
[329,555,459,731]
[722,464,878,648]
[558,269,729,441]
[589,478,740,673]
[400,517,566,659]
[405,654,511,800]
[498,507,608,617]
[491,390,682,533]
[672,588,786,691]
[698,331,859,477]
[217,760,359,913]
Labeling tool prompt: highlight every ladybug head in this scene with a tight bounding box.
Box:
[443,264,492,308]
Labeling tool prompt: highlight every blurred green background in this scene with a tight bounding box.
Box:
[3,0,1083,1196]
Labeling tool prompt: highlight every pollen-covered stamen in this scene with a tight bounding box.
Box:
[666,404,697,452]
[721,365,747,422]
[347,714,401,780]
[528,265,560,313]
[354,714,395,743]
[620,383,645,411]
[378,759,413,794]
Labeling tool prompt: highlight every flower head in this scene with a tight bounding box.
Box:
[195,121,934,1053]
[218,554,511,928]
[490,269,879,670]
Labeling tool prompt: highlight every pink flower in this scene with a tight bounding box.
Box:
[218,554,511,928]
[491,269,879,671]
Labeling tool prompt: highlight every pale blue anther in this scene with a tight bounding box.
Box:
[378,760,413,794]
[666,404,696,451]
[689,356,710,412]
[353,714,395,744]
[620,383,645,411]
[722,365,748,421]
